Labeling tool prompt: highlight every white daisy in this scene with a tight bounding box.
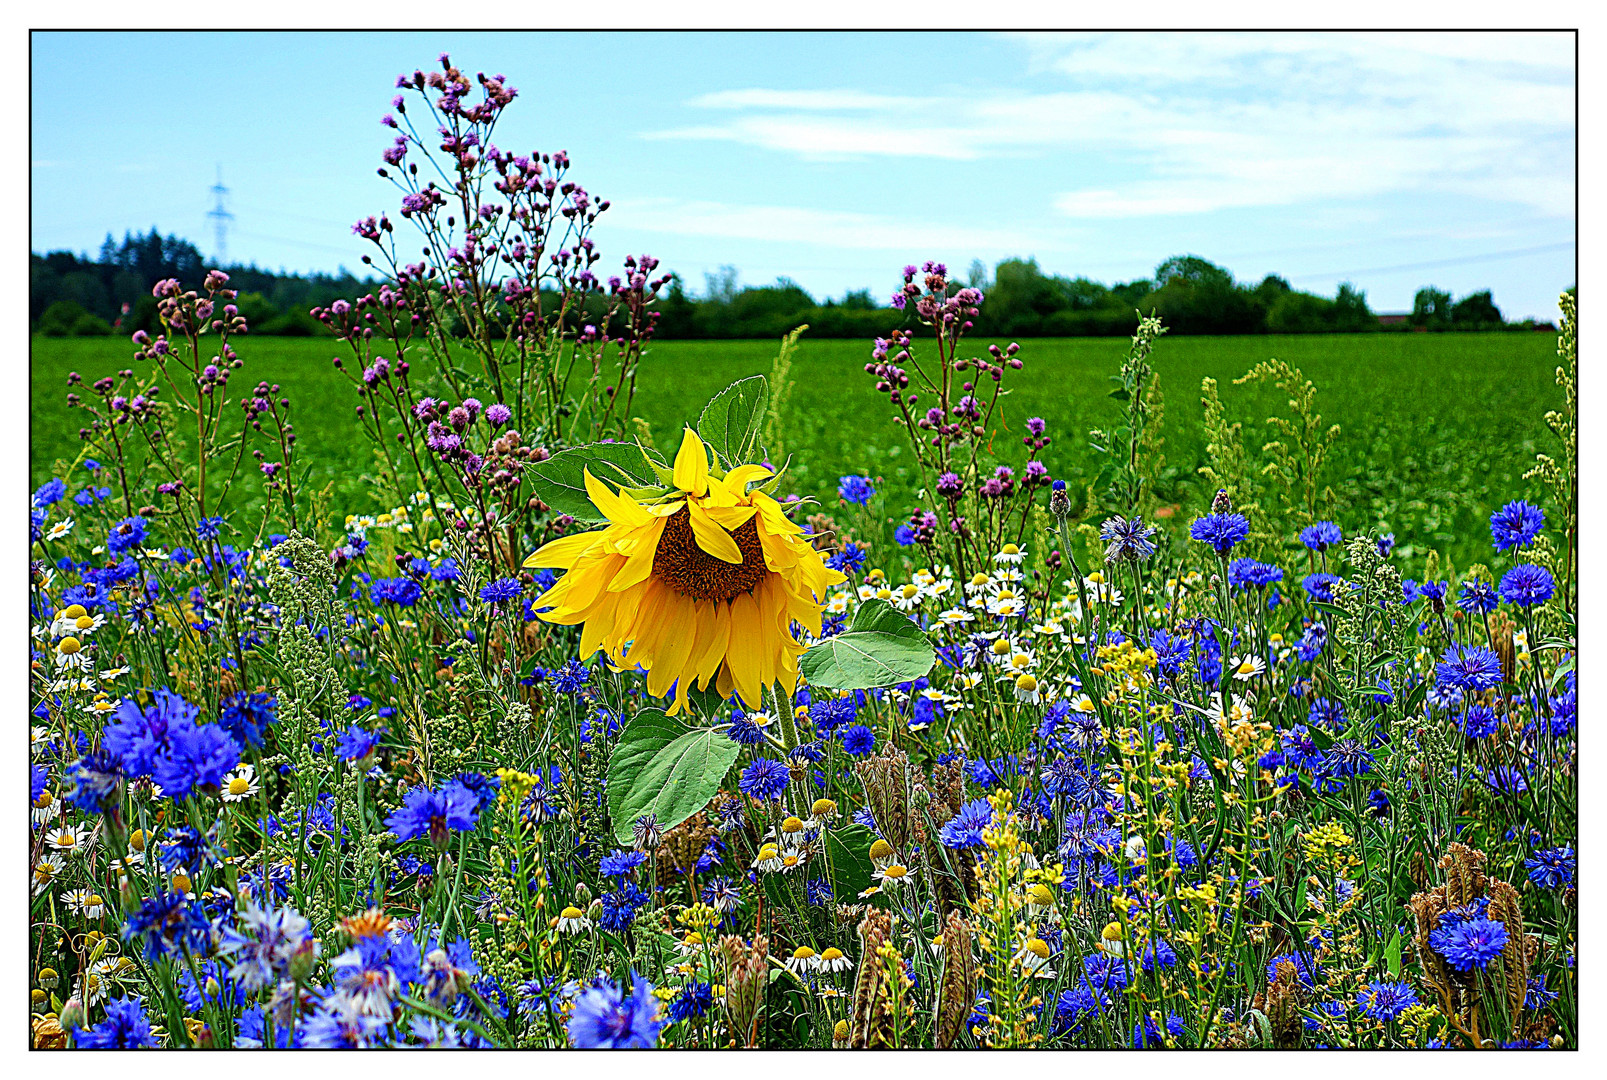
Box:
[31,854,64,896]
[785,946,819,976]
[993,544,1027,565]
[44,823,90,854]
[819,947,853,973]
[222,763,260,803]
[938,607,975,627]
[63,888,107,919]
[46,520,75,540]
[873,863,915,887]
[1229,654,1266,681]
[556,906,593,934]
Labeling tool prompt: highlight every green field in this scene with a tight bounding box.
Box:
[31,331,1561,570]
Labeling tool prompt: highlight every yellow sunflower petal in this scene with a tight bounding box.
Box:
[725,463,774,492]
[688,503,744,564]
[523,530,604,569]
[672,428,709,497]
[584,469,652,527]
[608,518,667,593]
[702,504,758,530]
[726,591,764,707]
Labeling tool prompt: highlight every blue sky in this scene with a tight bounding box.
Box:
[30,30,1575,318]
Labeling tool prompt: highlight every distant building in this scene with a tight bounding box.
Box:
[1377,313,1411,327]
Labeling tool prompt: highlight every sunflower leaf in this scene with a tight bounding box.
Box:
[697,375,769,468]
[525,442,665,523]
[798,598,936,690]
[607,710,740,845]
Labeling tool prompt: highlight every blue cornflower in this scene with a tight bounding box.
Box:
[151,720,240,800]
[33,477,67,508]
[826,541,868,574]
[1324,739,1375,779]
[1459,704,1501,739]
[667,981,714,1023]
[370,576,423,607]
[1267,951,1319,989]
[386,781,483,847]
[840,724,876,757]
[1499,563,1554,608]
[1484,766,1528,795]
[63,750,123,814]
[600,849,648,879]
[1055,985,1108,1031]
[1149,629,1191,679]
[567,970,663,1048]
[1430,916,1508,972]
[1280,726,1324,771]
[552,658,591,694]
[837,475,875,505]
[809,695,856,735]
[123,891,211,960]
[893,523,916,546]
[430,557,462,581]
[197,515,226,541]
[1452,578,1497,610]
[1437,644,1504,693]
[479,577,522,604]
[1297,622,1328,663]
[1525,844,1575,889]
[220,690,277,749]
[1100,516,1157,564]
[738,757,789,801]
[939,798,994,849]
[1356,980,1418,1021]
[1302,572,1341,603]
[1490,500,1544,552]
[1228,558,1284,590]
[725,710,768,745]
[1366,789,1392,817]
[71,995,159,1048]
[1300,521,1342,552]
[300,992,389,1048]
[1307,697,1344,730]
[1189,512,1250,555]
[101,688,203,778]
[107,516,149,554]
[217,900,317,992]
[1139,938,1178,971]
[30,763,48,804]
[335,724,384,762]
[1040,756,1089,799]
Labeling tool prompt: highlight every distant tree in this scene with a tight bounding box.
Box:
[1450,290,1503,328]
[1331,282,1375,331]
[966,259,989,290]
[1411,287,1454,329]
[1145,255,1255,334]
[703,265,740,304]
[839,288,877,311]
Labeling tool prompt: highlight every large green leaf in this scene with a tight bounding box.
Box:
[822,823,876,901]
[697,375,768,468]
[606,709,739,844]
[798,598,936,690]
[525,442,664,523]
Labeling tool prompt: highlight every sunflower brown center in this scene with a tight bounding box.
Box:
[655,508,768,602]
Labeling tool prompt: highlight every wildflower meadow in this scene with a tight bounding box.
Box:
[27,54,1578,1051]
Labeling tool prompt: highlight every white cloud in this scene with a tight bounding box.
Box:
[650,32,1575,219]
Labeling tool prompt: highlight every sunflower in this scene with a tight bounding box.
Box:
[524,428,846,714]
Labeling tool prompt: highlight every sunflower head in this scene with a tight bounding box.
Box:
[525,427,846,714]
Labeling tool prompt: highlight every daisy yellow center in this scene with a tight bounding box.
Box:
[991,638,1011,655]
[1002,544,1020,556]
[899,584,920,599]
[228,777,252,796]
[1023,938,1050,959]
[1016,673,1038,692]
[781,816,804,833]
[75,616,95,630]
[793,947,815,960]
[883,864,908,879]
[971,573,990,586]
[821,948,844,962]
[655,508,768,602]
[560,906,584,919]
[1238,659,1256,674]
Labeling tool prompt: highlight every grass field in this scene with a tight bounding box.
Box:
[31,330,1561,570]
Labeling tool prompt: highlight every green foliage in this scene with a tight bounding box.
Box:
[798,598,936,690]
[697,374,770,469]
[524,442,667,522]
[606,710,741,844]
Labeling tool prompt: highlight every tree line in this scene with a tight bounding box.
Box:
[32,232,1548,340]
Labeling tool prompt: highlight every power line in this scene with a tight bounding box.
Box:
[1286,242,1574,283]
